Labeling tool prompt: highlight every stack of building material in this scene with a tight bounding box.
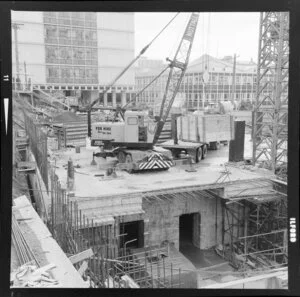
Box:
[177,114,234,144]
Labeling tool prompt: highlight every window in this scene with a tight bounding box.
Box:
[45,25,58,39]
[73,67,80,78]
[127,117,138,125]
[46,46,58,59]
[61,67,72,78]
[75,29,84,40]
[59,28,70,39]
[73,47,84,59]
[47,66,58,78]
[60,47,71,59]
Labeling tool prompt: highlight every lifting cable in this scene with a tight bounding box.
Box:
[122,64,170,109]
[94,12,180,108]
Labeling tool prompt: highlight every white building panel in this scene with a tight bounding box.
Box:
[97,13,134,32]
[12,63,46,84]
[11,10,44,24]
[98,48,134,68]
[12,22,44,45]
[12,43,45,65]
[98,67,135,85]
[98,30,134,50]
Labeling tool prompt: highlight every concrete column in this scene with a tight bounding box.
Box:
[103,92,108,107]
[67,157,74,191]
[121,91,126,106]
[144,218,150,247]
[112,91,116,107]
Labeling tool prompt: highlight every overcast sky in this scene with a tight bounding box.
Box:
[134,12,260,63]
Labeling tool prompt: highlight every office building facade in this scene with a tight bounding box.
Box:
[12,11,135,106]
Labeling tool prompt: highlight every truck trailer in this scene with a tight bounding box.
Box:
[158,113,234,163]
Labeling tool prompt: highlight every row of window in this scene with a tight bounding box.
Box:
[137,75,257,86]
[44,11,97,20]
[44,17,96,28]
[46,66,98,84]
[46,46,97,62]
[137,92,254,103]
[137,73,279,87]
[45,25,97,42]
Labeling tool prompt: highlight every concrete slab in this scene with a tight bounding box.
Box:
[50,134,273,200]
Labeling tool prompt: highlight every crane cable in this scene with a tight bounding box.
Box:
[90,12,180,110]
[122,64,170,110]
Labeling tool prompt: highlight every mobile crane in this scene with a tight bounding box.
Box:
[87,13,199,172]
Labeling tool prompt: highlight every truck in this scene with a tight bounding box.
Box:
[157,113,234,163]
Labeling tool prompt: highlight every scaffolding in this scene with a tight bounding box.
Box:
[219,178,287,271]
[252,12,289,179]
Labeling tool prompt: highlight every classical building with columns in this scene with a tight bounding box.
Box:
[135,55,259,110]
[11,11,135,106]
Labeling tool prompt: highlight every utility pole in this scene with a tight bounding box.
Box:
[12,22,23,82]
[231,54,237,106]
[24,61,27,88]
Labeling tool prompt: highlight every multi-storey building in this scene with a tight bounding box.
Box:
[135,55,261,110]
[11,11,135,106]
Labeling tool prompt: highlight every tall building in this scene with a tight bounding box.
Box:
[11,11,135,106]
[135,54,260,110]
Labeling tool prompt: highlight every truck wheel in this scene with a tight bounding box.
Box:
[118,151,126,163]
[196,147,202,163]
[125,154,133,173]
[202,145,208,159]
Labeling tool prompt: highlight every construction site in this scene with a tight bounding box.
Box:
[10,11,288,289]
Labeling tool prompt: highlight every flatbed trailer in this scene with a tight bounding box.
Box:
[157,139,208,163]
[157,113,234,163]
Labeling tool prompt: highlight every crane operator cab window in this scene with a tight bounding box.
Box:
[138,115,147,142]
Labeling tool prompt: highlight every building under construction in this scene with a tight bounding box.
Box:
[10,11,288,289]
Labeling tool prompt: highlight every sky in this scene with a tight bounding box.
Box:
[134,12,260,63]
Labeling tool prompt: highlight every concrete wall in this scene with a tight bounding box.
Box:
[143,189,224,250]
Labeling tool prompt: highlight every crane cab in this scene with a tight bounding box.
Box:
[91,110,156,148]
[124,110,155,145]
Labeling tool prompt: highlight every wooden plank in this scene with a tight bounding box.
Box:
[68,248,94,264]
[201,268,287,288]
[78,260,88,276]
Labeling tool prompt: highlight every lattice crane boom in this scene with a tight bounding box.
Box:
[152,13,199,144]
[252,12,289,178]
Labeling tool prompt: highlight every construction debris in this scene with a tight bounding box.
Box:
[10,263,59,287]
